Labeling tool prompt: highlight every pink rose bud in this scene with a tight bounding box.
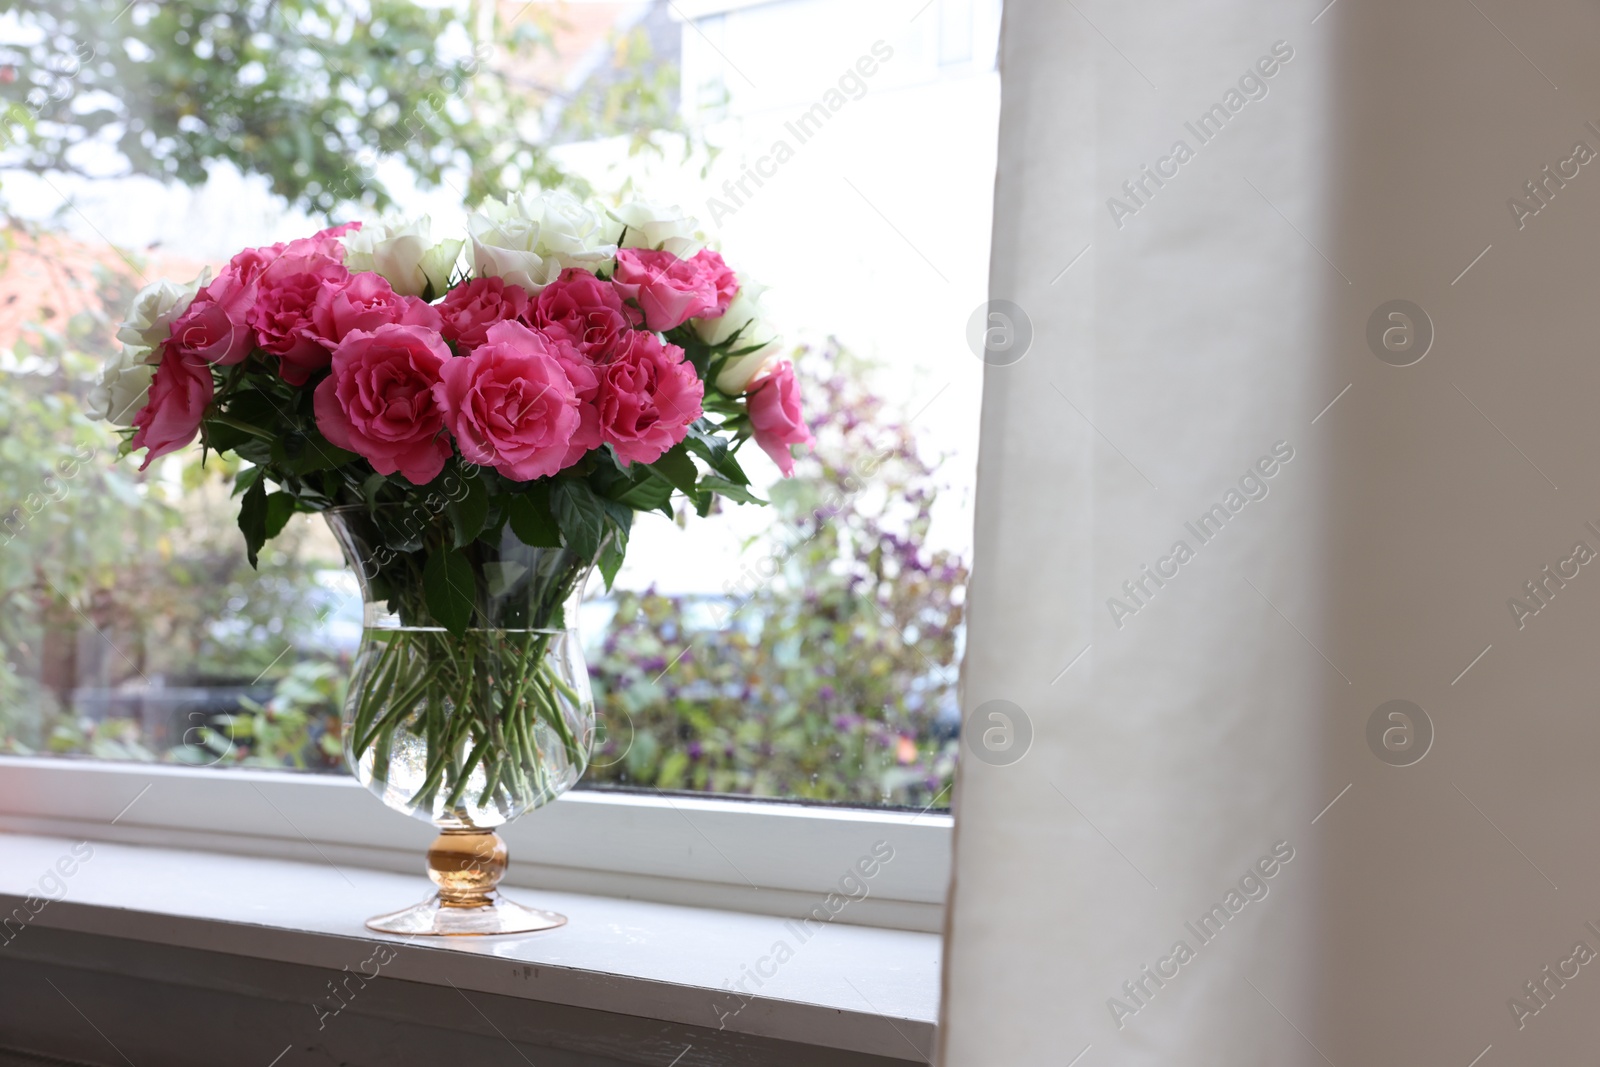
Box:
[130,344,215,469]
[746,361,812,477]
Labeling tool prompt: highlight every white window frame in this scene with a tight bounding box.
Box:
[0,757,951,931]
[0,0,981,942]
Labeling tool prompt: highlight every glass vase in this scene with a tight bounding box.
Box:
[326,505,597,936]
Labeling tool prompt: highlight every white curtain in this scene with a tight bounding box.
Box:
[942,0,1600,1062]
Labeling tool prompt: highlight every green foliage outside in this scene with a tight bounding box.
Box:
[0,1,964,807]
[0,253,347,759]
[0,260,964,807]
[2,0,552,213]
[584,346,964,809]
[171,659,345,769]
[2,310,965,809]
[0,0,693,213]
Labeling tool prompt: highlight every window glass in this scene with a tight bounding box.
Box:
[0,0,995,809]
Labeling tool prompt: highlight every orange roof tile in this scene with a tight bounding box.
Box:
[0,228,209,352]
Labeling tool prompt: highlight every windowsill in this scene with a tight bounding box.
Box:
[0,833,938,1062]
[0,759,952,933]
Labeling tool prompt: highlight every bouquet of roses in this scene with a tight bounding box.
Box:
[90,192,813,593]
[87,192,813,819]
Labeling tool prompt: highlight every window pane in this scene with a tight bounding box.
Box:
[0,0,994,809]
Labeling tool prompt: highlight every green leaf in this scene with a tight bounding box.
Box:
[218,390,279,429]
[551,480,605,559]
[599,496,634,532]
[237,479,267,569]
[299,440,361,474]
[423,545,476,637]
[713,450,753,488]
[700,476,767,507]
[684,420,750,486]
[205,417,259,453]
[683,420,729,466]
[233,438,275,467]
[374,508,428,554]
[598,533,627,590]
[656,748,690,789]
[677,334,713,377]
[507,486,560,548]
[272,429,359,475]
[612,476,673,517]
[598,551,624,590]
[597,500,633,589]
[448,473,490,547]
[264,491,295,541]
[647,443,699,497]
[360,472,388,509]
[231,465,264,498]
[484,501,509,540]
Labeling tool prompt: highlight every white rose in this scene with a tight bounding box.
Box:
[715,337,784,395]
[696,280,770,348]
[340,216,463,298]
[86,345,157,426]
[116,271,207,351]
[469,190,616,293]
[701,282,783,394]
[607,200,703,258]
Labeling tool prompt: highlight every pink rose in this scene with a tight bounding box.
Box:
[313,324,453,485]
[611,248,739,332]
[540,333,603,469]
[309,272,442,349]
[190,227,357,352]
[205,249,272,324]
[433,320,581,481]
[261,224,358,264]
[596,331,703,465]
[169,294,251,366]
[703,251,738,313]
[437,276,532,353]
[307,221,361,255]
[130,345,214,469]
[208,226,342,309]
[248,252,351,385]
[747,361,813,477]
[171,245,280,364]
[531,268,640,361]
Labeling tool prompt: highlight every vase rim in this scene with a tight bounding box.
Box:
[363,625,578,635]
[324,503,428,516]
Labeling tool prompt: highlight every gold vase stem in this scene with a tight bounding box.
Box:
[427,828,507,908]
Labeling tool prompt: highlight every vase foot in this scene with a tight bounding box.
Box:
[365,893,568,937]
[368,828,565,935]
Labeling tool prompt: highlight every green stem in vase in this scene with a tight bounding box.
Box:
[372,719,397,785]
[476,755,505,809]
[349,634,401,757]
[350,632,591,819]
[444,729,495,811]
[416,642,477,813]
